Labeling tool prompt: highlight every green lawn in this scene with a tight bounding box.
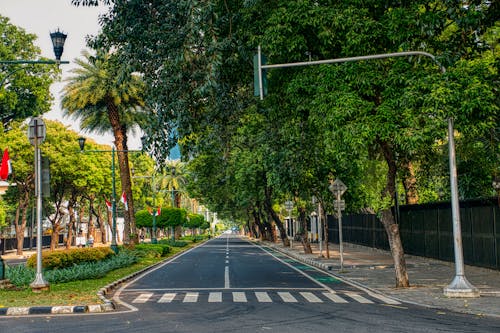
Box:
[0,245,194,308]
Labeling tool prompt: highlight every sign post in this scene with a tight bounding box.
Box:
[284,200,294,248]
[329,178,347,271]
[28,117,49,291]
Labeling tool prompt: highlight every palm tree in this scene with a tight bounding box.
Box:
[61,50,147,245]
[163,160,187,208]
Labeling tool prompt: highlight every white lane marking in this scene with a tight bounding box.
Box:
[232,292,247,302]
[158,293,176,303]
[208,292,222,303]
[132,293,153,303]
[183,292,199,302]
[344,291,374,304]
[225,260,229,264]
[255,292,273,303]
[300,292,323,303]
[225,266,230,289]
[278,292,297,303]
[322,292,348,303]
[367,292,401,305]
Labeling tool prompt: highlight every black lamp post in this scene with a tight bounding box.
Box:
[0,30,70,291]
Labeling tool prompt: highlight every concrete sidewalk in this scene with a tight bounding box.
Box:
[265,240,500,318]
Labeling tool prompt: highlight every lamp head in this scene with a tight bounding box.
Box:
[77,137,86,151]
[50,29,67,61]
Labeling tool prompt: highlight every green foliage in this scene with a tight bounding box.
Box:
[158,239,188,248]
[89,0,498,227]
[26,247,115,270]
[0,15,58,120]
[134,243,171,258]
[157,207,188,228]
[185,213,205,229]
[135,209,153,228]
[7,250,138,286]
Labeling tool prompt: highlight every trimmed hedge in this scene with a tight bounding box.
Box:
[134,244,171,258]
[26,247,115,270]
[7,251,138,286]
[158,239,188,247]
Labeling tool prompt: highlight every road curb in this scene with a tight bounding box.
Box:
[0,241,207,316]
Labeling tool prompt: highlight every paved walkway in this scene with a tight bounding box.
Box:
[265,240,500,318]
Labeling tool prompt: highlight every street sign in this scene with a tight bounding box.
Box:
[284,200,293,211]
[329,178,347,196]
[334,199,345,211]
[28,117,46,146]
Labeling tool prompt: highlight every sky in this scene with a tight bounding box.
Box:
[1,0,142,149]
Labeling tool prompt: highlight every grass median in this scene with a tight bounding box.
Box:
[0,243,197,308]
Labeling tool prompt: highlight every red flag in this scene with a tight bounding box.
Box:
[157,206,161,216]
[104,197,112,212]
[0,149,12,180]
[120,191,128,211]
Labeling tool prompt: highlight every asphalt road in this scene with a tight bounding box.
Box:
[1,234,500,333]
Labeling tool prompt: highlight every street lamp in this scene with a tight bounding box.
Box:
[0,30,69,291]
[255,47,479,297]
[78,137,142,253]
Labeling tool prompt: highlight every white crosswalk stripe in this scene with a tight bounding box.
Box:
[183,292,199,302]
[208,292,222,303]
[255,292,273,303]
[232,292,247,302]
[300,292,323,303]
[278,292,298,303]
[344,291,374,304]
[322,292,348,303]
[158,293,176,303]
[130,290,397,305]
[132,293,153,303]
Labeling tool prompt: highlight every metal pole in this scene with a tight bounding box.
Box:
[30,141,49,291]
[171,187,175,241]
[443,118,479,297]
[337,192,344,271]
[318,202,323,257]
[110,147,118,253]
[151,174,157,244]
[258,45,264,100]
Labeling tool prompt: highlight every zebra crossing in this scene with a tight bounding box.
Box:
[128,290,401,305]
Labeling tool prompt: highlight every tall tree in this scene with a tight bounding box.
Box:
[0,15,58,122]
[61,50,147,244]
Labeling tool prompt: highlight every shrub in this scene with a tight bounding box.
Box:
[134,244,170,258]
[26,247,115,270]
[7,251,138,286]
[158,239,188,247]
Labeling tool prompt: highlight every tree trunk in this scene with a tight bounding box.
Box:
[378,138,410,288]
[107,99,136,245]
[380,209,409,287]
[264,186,290,246]
[96,206,107,244]
[401,160,419,204]
[320,202,330,259]
[66,205,76,249]
[252,208,266,240]
[15,189,30,255]
[297,207,312,254]
[50,229,59,250]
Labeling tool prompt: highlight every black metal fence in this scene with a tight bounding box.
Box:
[1,235,64,254]
[327,197,500,270]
